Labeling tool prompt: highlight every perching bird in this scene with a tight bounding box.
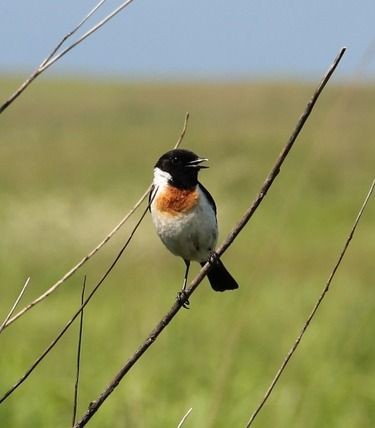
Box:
[150,149,238,305]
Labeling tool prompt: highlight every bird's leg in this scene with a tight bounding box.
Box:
[177,260,190,308]
[182,259,190,292]
[208,250,219,266]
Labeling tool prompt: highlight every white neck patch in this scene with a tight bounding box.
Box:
[153,167,172,187]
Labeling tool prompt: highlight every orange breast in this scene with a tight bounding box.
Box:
[156,186,199,215]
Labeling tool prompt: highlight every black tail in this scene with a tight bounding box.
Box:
[201,258,239,292]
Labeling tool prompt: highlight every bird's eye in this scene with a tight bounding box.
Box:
[171,156,179,164]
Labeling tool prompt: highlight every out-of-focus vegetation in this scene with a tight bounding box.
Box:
[0,77,374,427]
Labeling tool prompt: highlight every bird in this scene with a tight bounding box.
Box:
[149,148,238,306]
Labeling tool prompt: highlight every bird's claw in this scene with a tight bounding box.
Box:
[177,291,190,309]
[208,250,219,266]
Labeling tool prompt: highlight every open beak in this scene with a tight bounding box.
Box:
[186,157,209,169]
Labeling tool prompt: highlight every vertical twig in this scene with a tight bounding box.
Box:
[0,277,30,335]
[245,178,375,427]
[72,276,87,427]
[174,113,190,148]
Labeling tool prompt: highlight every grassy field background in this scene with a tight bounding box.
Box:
[0,77,374,427]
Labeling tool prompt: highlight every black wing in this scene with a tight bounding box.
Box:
[198,182,217,216]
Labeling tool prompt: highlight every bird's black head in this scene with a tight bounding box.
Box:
[154,149,208,189]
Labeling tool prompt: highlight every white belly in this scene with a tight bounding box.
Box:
[151,187,218,263]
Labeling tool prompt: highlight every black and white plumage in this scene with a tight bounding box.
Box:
[150,149,239,296]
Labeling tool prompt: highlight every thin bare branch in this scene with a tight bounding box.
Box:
[3,114,189,331]
[177,407,193,428]
[72,47,347,428]
[0,277,30,335]
[245,177,375,427]
[72,276,87,427]
[174,113,190,149]
[3,188,149,329]
[0,0,135,114]
[217,47,347,257]
[40,0,136,72]
[0,196,153,405]
[41,0,108,68]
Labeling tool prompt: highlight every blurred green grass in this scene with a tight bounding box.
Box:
[0,76,374,427]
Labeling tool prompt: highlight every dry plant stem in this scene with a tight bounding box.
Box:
[245,177,375,427]
[73,47,346,428]
[217,47,346,257]
[0,277,30,335]
[0,0,134,114]
[0,0,107,114]
[72,277,87,427]
[177,407,193,428]
[174,113,190,148]
[40,0,108,68]
[3,113,189,331]
[39,0,136,72]
[3,187,149,329]
[0,198,153,405]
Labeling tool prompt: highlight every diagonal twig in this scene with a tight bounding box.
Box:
[38,0,136,74]
[0,0,135,115]
[245,177,375,427]
[177,407,193,428]
[72,47,347,427]
[3,112,189,331]
[40,0,108,69]
[0,277,30,335]
[3,189,149,330]
[0,194,154,405]
[72,276,87,427]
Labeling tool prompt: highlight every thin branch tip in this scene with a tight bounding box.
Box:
[0,0,135,115]
[0,277,31,335]
[177,407,193,428]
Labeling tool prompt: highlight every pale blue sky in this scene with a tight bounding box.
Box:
[1,1,375,80]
